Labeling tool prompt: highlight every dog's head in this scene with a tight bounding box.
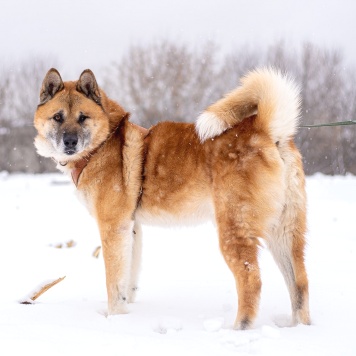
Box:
[34,68,125,163]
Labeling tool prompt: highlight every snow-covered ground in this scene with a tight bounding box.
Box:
[0,172,355,355]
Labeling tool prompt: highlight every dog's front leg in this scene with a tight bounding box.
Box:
[99,219,134,315]
[127,221,142,303]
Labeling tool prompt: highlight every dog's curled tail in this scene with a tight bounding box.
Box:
[195,68,301,144]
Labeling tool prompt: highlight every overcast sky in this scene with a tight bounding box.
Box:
[0,0,355,81]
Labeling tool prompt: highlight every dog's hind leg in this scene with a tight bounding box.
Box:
[212,138,286,329]
[215,204,262,330]
[268,148,310,326]
[127,221,143,303]
[268,204,310,326]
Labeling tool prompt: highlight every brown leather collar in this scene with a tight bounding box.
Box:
[70,123,149,187]
[71,155,91,187]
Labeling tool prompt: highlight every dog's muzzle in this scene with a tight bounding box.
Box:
[63,132,78,155]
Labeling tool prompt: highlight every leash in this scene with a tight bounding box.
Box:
[299,120,356,128]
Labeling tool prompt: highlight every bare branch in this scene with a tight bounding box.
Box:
[20,276,66,304]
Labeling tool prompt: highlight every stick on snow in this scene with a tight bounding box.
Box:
[92,246,101,258]
[20,276,66,304]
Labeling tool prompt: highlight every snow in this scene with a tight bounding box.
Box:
[0,172,355,355]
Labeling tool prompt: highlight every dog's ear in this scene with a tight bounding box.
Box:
[39,68,64,105]
[77,69,101,105]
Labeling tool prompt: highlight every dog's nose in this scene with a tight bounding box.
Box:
[63,132,78,150]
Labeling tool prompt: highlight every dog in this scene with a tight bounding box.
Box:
[33,67,310,329]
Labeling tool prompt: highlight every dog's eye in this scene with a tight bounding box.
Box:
[78,114,89,124]
[53,113,63,123]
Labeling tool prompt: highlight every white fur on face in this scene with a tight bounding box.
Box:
[34,129,91,163]
[34,135,56,158]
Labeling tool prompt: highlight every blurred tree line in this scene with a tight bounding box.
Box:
[1,40,355,175]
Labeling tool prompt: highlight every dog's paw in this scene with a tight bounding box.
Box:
[233,317,253,330]
[107,302,129,315]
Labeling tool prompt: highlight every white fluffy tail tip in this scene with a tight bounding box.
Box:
[196,112,230,142]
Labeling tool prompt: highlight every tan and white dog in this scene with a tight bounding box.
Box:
[34,68,310,329]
